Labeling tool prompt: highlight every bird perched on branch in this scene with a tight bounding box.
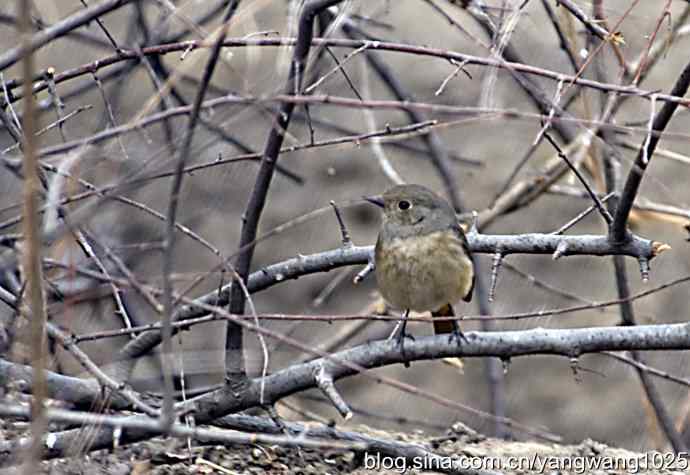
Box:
[365,184,474,357]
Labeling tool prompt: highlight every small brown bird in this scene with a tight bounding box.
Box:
[366,184,474,349]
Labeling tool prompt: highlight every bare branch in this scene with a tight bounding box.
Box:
[0,0,136,72]
[611,58,690,242]
[542,131,613,225]
[187,322,690,430]
[113,229,669,378]
[0,403,366,463]
[6,37,688,116]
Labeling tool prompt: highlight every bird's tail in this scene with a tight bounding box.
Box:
[432,303,457,335]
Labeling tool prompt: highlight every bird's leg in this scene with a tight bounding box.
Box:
[448,319,469,347]
[433,303,468,347]
[395,309,414,367]
[398,309,411,341]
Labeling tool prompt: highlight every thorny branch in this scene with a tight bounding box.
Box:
[3,37,689,108]
[107,227,669,381]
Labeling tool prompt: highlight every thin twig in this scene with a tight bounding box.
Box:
[329,200,352,246]
[543,131,613,225]
[540,0,581,73]
[78,0,121,51]
[4,38,689,107]
[552,192,615,235]
[91,71,129,160]
[161,0,240,432]
[1,105,92,154]
[603,351,690,388]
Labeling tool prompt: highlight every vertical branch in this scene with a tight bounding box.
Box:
[540,0,581,74]
[18,0,48,472]
[592,0,687,453]
[475,261,508,438]
[610,252,686,451]
[161,1,240,430]
[225,0,344,379]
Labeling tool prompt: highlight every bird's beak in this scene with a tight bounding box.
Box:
[363,195,384,208]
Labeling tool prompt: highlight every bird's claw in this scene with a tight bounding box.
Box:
[448,327,469,347]
[395,328,415,345]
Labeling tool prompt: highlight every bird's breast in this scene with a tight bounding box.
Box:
[375,230,473,311]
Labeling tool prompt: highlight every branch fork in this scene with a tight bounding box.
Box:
[313,363,352,420]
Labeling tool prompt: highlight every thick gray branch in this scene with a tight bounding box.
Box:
[189,231,665,312]
[0,359,128,409]
[13,324,690,415]
[0,404,366,467]
[189,323,690,422]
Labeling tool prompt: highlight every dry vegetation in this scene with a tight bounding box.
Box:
[1,1,690,473]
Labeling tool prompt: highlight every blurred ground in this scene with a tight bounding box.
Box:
[5,422,687,474]
[1,0,690,456]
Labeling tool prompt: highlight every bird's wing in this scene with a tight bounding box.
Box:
[463,266,475,302]
[452,223,475,302]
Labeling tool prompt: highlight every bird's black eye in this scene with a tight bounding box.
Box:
[398,200,411,211]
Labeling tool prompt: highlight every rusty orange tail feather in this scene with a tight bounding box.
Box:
[432,303,457,335]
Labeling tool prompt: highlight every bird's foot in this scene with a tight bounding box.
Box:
[448,326,469,347]
[395,322,415,368]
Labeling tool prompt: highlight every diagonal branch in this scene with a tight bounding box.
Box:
[0,0,136,72]
[610,58,690,243]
